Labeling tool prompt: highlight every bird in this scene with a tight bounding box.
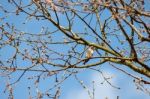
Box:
[83,46,95,65]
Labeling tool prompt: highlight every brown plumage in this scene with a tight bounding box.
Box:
[83,46,95,65]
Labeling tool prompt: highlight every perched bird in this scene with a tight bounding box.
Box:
[83,46,95,65]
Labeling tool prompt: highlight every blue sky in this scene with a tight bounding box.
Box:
[0,0,150,99]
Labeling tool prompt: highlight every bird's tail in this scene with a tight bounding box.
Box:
[83,59,89,65]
